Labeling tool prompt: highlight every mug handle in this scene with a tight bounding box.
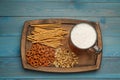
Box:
[93,45,102,53]
[89,45,102,54]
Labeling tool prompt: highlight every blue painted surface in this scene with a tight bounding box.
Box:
[0,0,120,79]
[0,1,120,16]
[0,57,120,78]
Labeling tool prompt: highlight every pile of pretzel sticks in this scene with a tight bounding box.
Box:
[27,24,68,48]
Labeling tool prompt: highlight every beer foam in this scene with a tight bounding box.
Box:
[70,23,97,49]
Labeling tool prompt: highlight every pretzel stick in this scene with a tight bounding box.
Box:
[30,24,61,28]
[27,25,68,48]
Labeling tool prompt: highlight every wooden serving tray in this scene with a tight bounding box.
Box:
[21,19,102,72]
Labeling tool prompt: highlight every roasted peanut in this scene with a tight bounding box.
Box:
[53,48,79,68]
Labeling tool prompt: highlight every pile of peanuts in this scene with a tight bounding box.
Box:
[26,43,55,67]
[53,48,79,68]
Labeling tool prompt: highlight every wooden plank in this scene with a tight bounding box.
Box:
[0,17,120,36]
[0,2,120,16]
[0,36,20,57]
[0,78,119,80]
[101,23,120,36]
[103,37,120,57]
[0,57,120,78]
[1,1,120,10]
[0,36,120,57]
[1,0,120,3]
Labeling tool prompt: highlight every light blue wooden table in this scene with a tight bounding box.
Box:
[0,0,120,79]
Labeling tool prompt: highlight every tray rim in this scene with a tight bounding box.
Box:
[21,18,102,73]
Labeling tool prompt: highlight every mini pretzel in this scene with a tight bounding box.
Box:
[29,58,39,67]
[26,43,55,68]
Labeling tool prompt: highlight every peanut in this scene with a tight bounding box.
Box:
[53,48,79,68]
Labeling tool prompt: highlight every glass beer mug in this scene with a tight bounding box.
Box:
[69,23,102,54]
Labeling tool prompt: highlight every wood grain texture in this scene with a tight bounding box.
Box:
[1,0,120,3]
[0,57,120,78]
[0,37,20,57]
[0,1,120,16]
[0,0,120,79]
[0,17,118,57]
[0,78,119,80]
[2,0,120,2]
[0,36,120,57]
[0,17,120,36]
